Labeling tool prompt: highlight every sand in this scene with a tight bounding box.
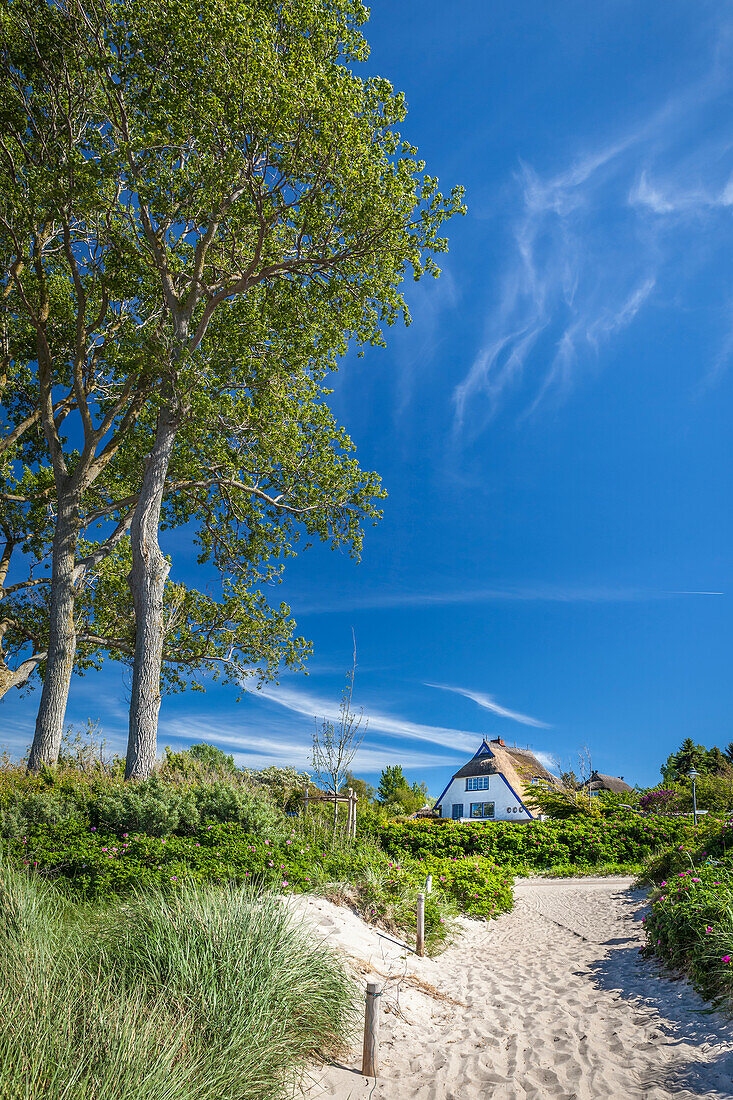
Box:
[291,878,733,1099]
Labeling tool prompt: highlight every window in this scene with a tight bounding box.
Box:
[470,801,495,819]
[465,776,490,791]
[451,803,464,820]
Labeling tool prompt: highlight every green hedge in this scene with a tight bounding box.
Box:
[370,815,699,872]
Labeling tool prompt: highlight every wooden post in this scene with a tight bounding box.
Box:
[352,793,357,838]
[303,778,309,817]
[361,982,381,1077]
[416,892,425,957]
[424,874,433,895]
[347,787,354,837]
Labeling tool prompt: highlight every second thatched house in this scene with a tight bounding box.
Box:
[434,737,560,822]
[582,771,632,795]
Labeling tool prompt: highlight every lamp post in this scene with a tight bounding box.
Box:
[689,769,699,826]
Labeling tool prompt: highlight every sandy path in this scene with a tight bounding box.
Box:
[294,878,733,1100]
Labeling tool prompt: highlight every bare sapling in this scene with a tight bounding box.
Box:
[312,632,367,840]
[578,745,593,810]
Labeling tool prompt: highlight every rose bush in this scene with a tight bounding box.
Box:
[370,815,699,874]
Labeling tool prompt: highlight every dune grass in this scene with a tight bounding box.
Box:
[0,864,358,1100]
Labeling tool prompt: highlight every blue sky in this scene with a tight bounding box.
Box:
[4,0,733,792]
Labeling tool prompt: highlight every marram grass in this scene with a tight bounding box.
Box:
[0,865,358,1100]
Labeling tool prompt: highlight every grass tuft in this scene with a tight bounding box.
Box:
[0,865,358,1100]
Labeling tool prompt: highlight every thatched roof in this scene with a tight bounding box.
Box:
[440,738,560,813]
[584,771,632,794]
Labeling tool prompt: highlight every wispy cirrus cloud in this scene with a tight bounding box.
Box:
[243,681,479,754]
[453,37,733,436]
[292,583,723,615]
[424,683,550,728]
[160,716,460,772]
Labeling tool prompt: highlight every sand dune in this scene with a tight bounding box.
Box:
[292,878,733,1099]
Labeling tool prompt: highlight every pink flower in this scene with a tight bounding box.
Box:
[723,955,732,964]
[281,880,289,888]
[706,926,713,934]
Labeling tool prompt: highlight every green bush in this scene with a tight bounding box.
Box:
[0,766,284,840]
[370,815,700,874]
[0,864,357,1100]
[642,861,733,1009]
[6,815,513,951]
[636,818,733,1010]
[638,817,733,884]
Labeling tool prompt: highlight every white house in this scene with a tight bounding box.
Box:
[434,737,559,822]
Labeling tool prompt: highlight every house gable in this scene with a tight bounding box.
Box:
[434,739,537,821]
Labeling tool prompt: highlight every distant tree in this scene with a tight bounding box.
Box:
[340,770,375,805]
[396,780,432,816]
[525,784,601,820]
[724,743,733,766]
[706,746,730,775]
[376,765,430,816]
[661,737,728,782]
[377,765,408,805]
[162,742,238,779]
[244,765,311,811]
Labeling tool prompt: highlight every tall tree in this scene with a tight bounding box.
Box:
[661,737,720,783]
[74,0,461,776]
[1,0,163,765]
[2,0,461,777]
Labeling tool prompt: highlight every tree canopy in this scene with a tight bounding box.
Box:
[661,737,731,783]
[1,0,462,776]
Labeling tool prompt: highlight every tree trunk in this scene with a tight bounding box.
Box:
[27,491,80,771]
[125,405,179,780]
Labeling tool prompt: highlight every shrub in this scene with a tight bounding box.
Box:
[370,815,699,874]
[639,789,679,812]
[0,766,284,840]
[637,817,733,885]
[642,862,733,1009]
[6,815,513,951]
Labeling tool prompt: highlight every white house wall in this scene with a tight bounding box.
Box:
[438,772,532,822]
